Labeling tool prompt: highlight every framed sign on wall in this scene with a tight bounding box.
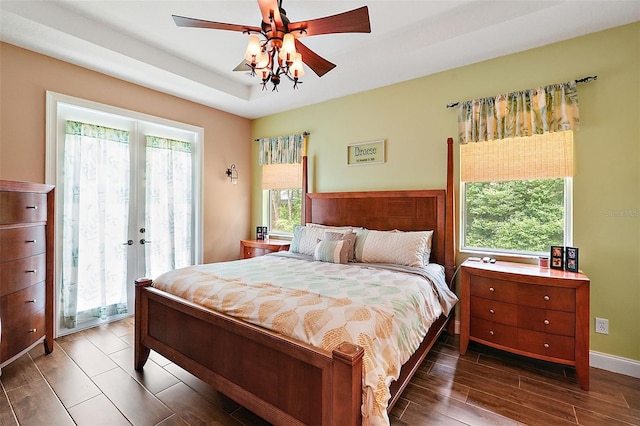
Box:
[347,140,385,165]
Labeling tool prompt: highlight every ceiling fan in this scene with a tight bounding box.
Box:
[172,0,371,90]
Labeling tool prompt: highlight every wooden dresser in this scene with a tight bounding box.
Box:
[0,180,55,373]
[240,239,290,259]
[459,259,590,390]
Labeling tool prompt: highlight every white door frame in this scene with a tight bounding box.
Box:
[45,91,204,336]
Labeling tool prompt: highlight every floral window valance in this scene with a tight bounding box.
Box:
[457,81,579,144]
[257,133,305,165]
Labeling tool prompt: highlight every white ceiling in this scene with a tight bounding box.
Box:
[1,1,639,119]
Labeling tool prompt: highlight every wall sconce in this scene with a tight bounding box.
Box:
[226,164,238,184]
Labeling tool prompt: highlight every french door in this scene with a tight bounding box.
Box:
[47,93,203,335]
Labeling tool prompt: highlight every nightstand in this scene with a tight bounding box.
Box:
[459,259,590,390]
[240,239,290,259]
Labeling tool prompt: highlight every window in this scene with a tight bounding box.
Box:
[268,189,302,234]
[258,133,306,237]
[461,131,573,255]
[262,163,302,236]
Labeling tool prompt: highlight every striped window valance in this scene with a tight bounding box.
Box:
[257,133,305,165]
[146,135,192,153]
[457,81,579,144]
[65,120,129,144]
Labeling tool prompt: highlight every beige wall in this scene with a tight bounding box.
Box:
[252,23,640,362]
[0,42,252,263]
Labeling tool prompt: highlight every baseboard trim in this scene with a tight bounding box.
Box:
[590,350,640,379]
[453,321,640,379]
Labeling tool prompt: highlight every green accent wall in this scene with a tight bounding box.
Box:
[252,22,640,362]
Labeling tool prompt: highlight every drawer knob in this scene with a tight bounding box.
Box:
[26,269,37,273]
[544,343,550,348]
[26,205,38,210]
[543,295,550,301]
[544,319,550,325]
[489,287,495,292]
[27,299,37,303]
[489,330,494,336]
[489,309,495,314]
[26,239,37,244]
[29,328,37,333]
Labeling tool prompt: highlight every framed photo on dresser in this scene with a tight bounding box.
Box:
[565,247,579,272]
[550,246,565,270]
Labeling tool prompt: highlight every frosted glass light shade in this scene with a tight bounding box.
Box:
[278,33,296,61]
[244,35,261,62]
[289,53,305,78]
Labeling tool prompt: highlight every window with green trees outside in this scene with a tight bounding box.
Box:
[460,131,573,255]
[462,178,567,254]
[268,188,302,235]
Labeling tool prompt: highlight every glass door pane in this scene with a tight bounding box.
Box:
[142,135,194,279]
[60,121,130,331]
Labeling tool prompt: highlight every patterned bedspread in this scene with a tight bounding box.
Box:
[152,252,458,425]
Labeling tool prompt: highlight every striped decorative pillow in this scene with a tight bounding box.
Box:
[313,239,350,264]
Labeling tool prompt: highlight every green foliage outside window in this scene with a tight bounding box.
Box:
[269,189,302,234]
[463,179,565,253]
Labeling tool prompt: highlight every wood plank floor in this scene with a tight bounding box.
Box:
[1,317,639,425]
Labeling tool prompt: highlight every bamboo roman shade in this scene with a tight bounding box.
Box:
[261,163,302,190]
[460,131,574,182]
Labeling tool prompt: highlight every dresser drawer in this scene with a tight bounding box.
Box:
[518,305,575,336]
[243,246,273,258]
[470,296,518,327]
[517,329,575,361]
[0,309,46,362]
[0,192,47,224]
[0,281,46,326]
[0,253,46,296]
[470,317,518,348]
[517,284,576,312]
[0,226,46,262]
[469,276,518,303]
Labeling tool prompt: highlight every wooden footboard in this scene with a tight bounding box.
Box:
[135,277,453,425]
[135,278,364,426]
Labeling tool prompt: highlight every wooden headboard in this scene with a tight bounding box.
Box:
[305,190,445,262]
[303,138,455,285]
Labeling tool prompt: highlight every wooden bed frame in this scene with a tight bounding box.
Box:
[135,138,456,425]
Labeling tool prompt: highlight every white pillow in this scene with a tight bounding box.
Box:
[290,225,354,257]
[354,229,433,267]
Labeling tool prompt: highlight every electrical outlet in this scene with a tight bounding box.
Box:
[595,317,609,334]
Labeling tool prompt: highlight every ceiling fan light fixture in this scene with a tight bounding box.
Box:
[289,52,305,78]
[278,33,296,62]
[172,1,371,92]
[244,35,262,62]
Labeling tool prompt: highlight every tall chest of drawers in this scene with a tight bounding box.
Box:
[459,260,590,390]
[0,180,55,373]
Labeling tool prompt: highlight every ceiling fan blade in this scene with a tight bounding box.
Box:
[289,6,371,37]
[295,39,336,77]
[257,0,283,27]
[172,15,260,33]
[233,60,252,72]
